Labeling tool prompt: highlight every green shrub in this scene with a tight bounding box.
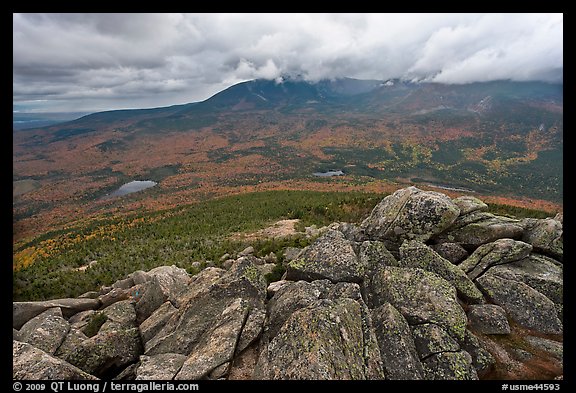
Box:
[82,312,108,338]
[264,263,286,284]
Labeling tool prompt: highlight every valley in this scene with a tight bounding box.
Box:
[13,78,563,249]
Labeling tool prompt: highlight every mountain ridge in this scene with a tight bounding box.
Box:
[22,78,563,129]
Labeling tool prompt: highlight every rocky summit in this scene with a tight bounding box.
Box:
[13,186,563,380]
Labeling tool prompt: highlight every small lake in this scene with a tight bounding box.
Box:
[313,170,344,177]
[108,180,158,197]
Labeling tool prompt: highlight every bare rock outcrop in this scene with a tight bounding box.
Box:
[13,187,563,381]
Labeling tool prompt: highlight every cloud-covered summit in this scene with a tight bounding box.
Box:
[13,13,563,113]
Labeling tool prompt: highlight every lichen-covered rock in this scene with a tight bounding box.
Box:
[64,327,142,378]
[460,329,495,376]
[13,340,98,380]
[467,304,511,335]
[262,280,332,341]
[371,303,424,380]
[285,229,364,283]
[411,323,460,359]
[98,287,132,309]
[282,247,302,264]
[11,187,565,381]
[113,363,139,380]
[55,327,88,359]
[327,281,363,301]
[554,212,563,224]
[476,274,562,334]
[361,186,460,244]
[100,300,137,333]
[175,298,250,379]
[18,307,70,355]
[487,254,562,305]
[359,240,399,269]
[521,218,563,260]
[145,259,266,357]
[453,196,488,215]
[266,280,291,298]
[458,239,532,280]
[129,270,150,286]
[13,298,101,329]
[399,240,484,304]
[174,266,226,307]
[136,353,187,380]
[257,263,276,277]
[435,213,524,248]
[145,265,191,302]
[254,298,384,380]
[63,302,140,377]
[139,301,177,344]
[367,266,468,341]
[208,362,231,379]
[525,336,563,362]
[112,277,135,290]
[134,277,167,324]
[432,243,469,264]
[236,308,266,353]
[329,222,366,242]
[555,304,563,323]
[422,351,478,380]
[360,240,399,307]
[68,310,96,331]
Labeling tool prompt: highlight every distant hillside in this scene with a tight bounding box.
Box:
[13,78,562,242]
[12,112,91,130]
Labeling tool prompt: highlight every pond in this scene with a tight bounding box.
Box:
[108,180,158,197]
[313,170,344,177]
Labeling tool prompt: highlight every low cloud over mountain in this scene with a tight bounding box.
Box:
[13,13,562,113]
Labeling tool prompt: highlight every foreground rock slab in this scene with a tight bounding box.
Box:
[13,340,98,380]
[254,298,384,380]
[13,298,101,330]
[285,229,364,283]
[399,240,484,304]
[371,303,424,380]
[476,274,562,335]
[366,266,468,341]
[18,308,70,355]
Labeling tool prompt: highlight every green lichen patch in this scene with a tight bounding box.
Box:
[399,240,484,304]
[284,230,365,283]
[255,298,383,379]
[369,266,468,341]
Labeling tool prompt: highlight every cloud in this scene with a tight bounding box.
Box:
[13,13,563,112]
[405,14,563,83]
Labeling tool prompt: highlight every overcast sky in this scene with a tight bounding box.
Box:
[13,13,563,114]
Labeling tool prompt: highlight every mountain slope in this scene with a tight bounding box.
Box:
[13,78,563,242]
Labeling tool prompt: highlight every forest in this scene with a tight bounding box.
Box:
[13,190,551,301]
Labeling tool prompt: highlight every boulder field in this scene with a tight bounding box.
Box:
[13,186,563,380]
